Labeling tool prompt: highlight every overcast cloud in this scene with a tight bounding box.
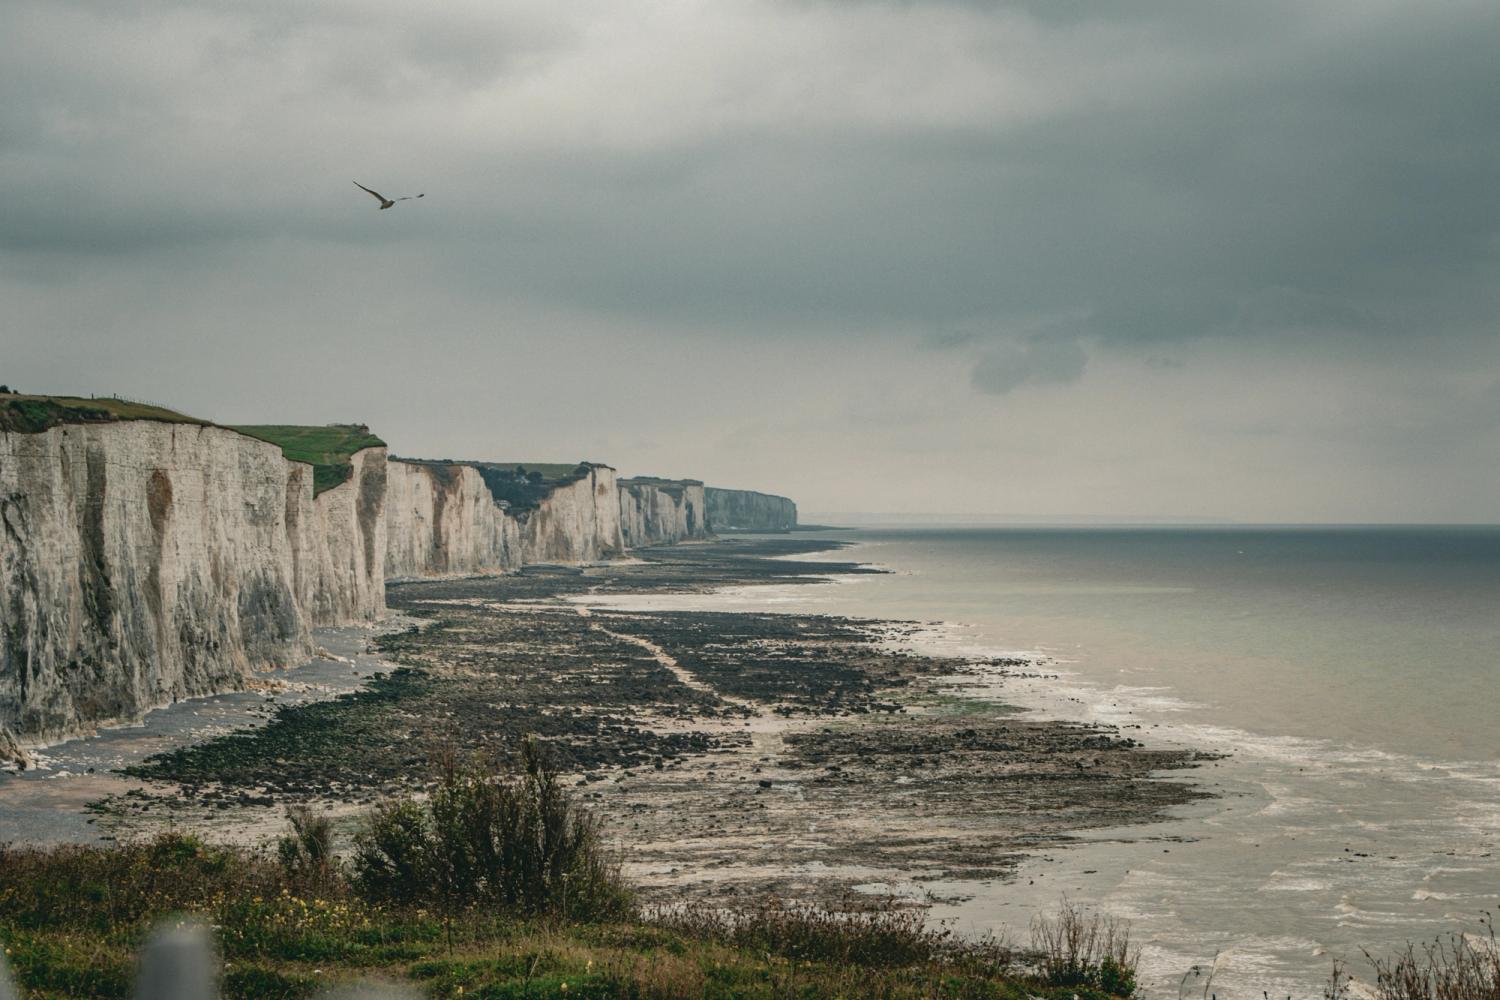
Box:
[3,0,1498,521]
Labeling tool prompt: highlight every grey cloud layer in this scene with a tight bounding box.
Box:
[3,0,1497,519]
[8,2,1499,336]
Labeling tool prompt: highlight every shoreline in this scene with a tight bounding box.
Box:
[764,529,1500,997]
[1,536,1214,909]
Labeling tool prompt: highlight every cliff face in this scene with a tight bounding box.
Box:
[705,487,798,531]
[0,412,781,751]
[385,461,625,577]
[0,422,313,745]
[514,464,624,564]
[304,447,387,623]
[618,478,709,548]
[385,461,518,578]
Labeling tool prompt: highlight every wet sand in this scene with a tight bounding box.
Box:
[2,537,1212,905]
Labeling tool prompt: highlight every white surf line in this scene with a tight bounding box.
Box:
[574,606,757,709]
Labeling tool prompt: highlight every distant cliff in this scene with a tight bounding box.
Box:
[385,461,624,579]
[705,487,798,531]
[0,419,385,749]
[514,463,625,563]
[385,461,518,578]
[618,478,709,548]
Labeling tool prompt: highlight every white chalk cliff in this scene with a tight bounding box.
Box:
[384,461,519,578]
[618,478,709,548]
[705,487,798,531]
[0,417,787,754]
[384,461,626,579]
[0,421,385,749]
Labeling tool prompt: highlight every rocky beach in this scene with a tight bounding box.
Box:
[3,537,1211,909]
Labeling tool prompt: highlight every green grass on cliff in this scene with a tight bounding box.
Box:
[0,396,383,498]
[463,462,595,510]
[476,462,595,481]
[0,393,208,434]
[231,424,386,495]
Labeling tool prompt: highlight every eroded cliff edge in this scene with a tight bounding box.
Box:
[618,477,709,548]
[0,420,385,747]
[385,461,518,578]
[0,399,792,752]
[385,460,625,578]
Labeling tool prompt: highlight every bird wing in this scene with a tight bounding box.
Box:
[353,181,388,203]
[395,194,426,202]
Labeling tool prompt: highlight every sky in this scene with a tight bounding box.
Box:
[3,0,1498,522]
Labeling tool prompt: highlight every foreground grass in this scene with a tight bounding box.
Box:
[231,424,386,494]
[0,835,1100,1000]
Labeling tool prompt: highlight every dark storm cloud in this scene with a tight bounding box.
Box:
[3,0,1498,519]
[6,1,1499,344]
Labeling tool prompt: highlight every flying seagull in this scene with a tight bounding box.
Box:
[353,181,424,210]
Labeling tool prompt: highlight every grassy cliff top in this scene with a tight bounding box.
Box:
[0,393,209,434]
[621,475,705,487]
[474,461,603,480]
[230,424,386,495]
[0,396,400,499]
[390,460,601,510]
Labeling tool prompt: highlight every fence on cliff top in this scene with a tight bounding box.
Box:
[0,924,414,1000]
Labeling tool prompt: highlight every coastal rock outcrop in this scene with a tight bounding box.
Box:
[301,446,387,623]
[618,478,709,548]
[514,463,624,564]
[0,401,784,749]
[1,423,311,745]
[385,460,519,578]
[705,487,798,532]
[385,460,626,578]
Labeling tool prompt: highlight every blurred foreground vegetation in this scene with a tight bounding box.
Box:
[6,741,1483,998]
[0,744,1119,1000]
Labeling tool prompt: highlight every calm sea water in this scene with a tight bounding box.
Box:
[620,526,1500,996]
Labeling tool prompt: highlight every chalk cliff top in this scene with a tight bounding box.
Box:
[0,393,385,496]
[392,458,613,510]
[620,476,705,487]
[0,392,210,434]
[473,461,612,479]
[231,424,386,495]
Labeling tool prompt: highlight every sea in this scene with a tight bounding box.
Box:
[624,525,1500,997]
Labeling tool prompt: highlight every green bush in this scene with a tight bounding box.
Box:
[276,806,335,887]
[0,834,272,933]
[655,894,988,969]
[350,739,633,921]
[1030,900,1138,995]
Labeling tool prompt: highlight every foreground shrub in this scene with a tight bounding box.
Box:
[277,805,336,886]
[0,834,277,934]
[1030,898,1138,995]
[1363,914,1500,1000]
[654,893,1012,971]
[350,738,632,920]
